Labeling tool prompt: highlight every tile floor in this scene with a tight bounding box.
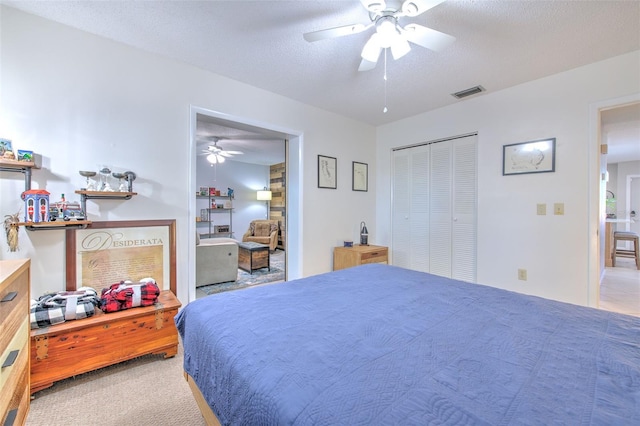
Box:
[600,257,640,317]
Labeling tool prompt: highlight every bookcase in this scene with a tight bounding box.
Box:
[196,194,233,238]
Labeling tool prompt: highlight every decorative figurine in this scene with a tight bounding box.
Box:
[112,172,127,192]
[99,166,112,191]
[3,211,20,252]
[79,170,97,191]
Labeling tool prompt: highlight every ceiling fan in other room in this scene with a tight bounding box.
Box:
[303,0,455,71]
[199,137,244,164]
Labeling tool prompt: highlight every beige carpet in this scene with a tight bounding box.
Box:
[26,343,205,426]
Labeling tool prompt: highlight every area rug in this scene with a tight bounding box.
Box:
[198,250,285,295]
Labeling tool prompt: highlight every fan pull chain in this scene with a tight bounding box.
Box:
[383,48,388,113]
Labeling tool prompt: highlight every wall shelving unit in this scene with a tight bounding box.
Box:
[1,159,136,231]
[196,194,233,238]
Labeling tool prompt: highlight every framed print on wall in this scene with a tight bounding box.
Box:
[65,219,177,294]
[503,137,556,175]
[352,161,368,191]
[318,155,337,189]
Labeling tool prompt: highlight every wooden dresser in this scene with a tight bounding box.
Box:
[333,244,388,271]
[0,259,30,426]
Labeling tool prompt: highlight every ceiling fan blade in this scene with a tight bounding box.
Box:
[401,0,446,17]
[218,152,233,158]
[360,0,386,13]
[224,150,244,155]
[303,23,368,42]
[402,23,455,52]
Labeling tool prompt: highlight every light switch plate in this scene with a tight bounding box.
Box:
[554,203,564,215]
[518,269,527,281]
[537,204,546,215]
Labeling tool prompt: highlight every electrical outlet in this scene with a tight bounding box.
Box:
[554,203,564,215]
[518,269,527,281]
[537,203,546,215]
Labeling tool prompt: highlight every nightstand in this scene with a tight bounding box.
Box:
[333,244,388,271]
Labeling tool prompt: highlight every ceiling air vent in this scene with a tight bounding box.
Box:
[452,85,485,99]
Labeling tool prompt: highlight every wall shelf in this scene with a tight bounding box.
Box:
[13,220,91,231]
[2,161,137,232]
[75,190,137,214]
[0,159,37,191]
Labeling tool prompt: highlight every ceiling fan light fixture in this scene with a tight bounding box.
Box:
[361,33,382,62]
[391,37,411,59]
[376,16,399,48]
[206,153,226,164]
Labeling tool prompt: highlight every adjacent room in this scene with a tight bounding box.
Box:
[1,1,639,425]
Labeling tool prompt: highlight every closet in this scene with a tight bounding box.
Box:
[392,134,477,282]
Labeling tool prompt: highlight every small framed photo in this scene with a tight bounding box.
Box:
[318,155,337,189]
[0,138,13,156]
[503,138,556,175]
[17,150,33,162]
[352,161,368,192]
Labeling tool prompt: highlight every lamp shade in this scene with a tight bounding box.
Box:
[257,190,272,201]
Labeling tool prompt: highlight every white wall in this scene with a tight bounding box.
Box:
[376,51,640,306]
[0,7,377,304]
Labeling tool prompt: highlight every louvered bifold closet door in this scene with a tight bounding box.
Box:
[392,134,477,281]
[451,136,477,282]
[391,145,430,271]
[428,142,453,277]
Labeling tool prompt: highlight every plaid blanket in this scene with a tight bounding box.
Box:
[30,287,100,329]
[100,278,160,313]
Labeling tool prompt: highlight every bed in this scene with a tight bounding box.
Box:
[176,264,640,425]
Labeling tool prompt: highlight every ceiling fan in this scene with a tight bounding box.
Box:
[199,137,244,164]
[303,0,455,71]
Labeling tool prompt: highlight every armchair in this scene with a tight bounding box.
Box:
[242,219,279,251]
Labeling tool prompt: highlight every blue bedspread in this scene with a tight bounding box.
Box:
[176,264,640,425]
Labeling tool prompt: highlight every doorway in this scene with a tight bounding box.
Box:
[188,106,303,302]
[593,97,640,316]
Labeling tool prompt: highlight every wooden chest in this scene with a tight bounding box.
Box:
[0,259,31,426]
[238,242,270,273]
[30,290,180,394]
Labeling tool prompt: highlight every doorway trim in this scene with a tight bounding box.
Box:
[588,93,640,308]
[188,105,304,303]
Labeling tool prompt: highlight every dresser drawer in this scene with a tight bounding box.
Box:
[0,318,29,422]
[360,248,388,264]
[0,273,29,353]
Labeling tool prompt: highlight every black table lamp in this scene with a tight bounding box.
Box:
[360,221,369,246]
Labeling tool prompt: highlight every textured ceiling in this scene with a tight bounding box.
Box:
[3,0,640,163]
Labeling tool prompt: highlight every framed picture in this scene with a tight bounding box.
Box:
[503,138,556,175]
[0,138,13,156]
[318,155,337,189]
[65,219,176,294]
[352,161,368,191]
